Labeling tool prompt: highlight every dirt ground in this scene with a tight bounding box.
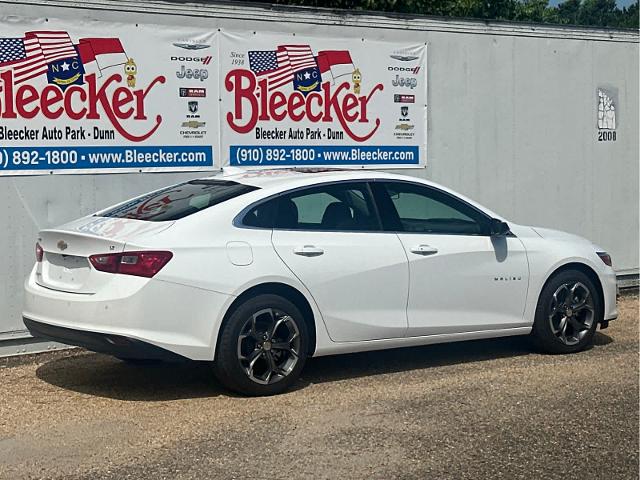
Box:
[0,294,638,480]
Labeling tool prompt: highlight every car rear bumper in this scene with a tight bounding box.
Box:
[23,267,234,360]
[23,317,186,361]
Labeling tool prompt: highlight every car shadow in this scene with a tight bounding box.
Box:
[593,330,614,346]
[35,332,613,401]
[36,354,229,401]
[301,331,613,385]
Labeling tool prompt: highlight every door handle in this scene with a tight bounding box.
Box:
[293,245,324,257]
[410,244,438,256]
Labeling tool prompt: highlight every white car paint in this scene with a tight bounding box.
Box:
[23,169,618,361]
[272,228,410,342]
[397,232,530,336]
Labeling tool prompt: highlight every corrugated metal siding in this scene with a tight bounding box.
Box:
[0,0,638,337]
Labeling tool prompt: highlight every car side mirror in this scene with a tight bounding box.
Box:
[489,218,510,236]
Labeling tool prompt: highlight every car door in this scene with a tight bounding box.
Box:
[372,180,530,337]
[269,181,409,342]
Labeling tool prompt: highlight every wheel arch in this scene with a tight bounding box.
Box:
[217,282,317,359]
[542,262,605,322]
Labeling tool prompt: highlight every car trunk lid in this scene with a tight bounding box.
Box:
[36,216,173,294]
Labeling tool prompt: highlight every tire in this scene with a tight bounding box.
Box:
[532,269,602,354]
[213,294,309,396]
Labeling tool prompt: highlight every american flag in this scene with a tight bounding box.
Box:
[29,31,77,63]
[248,45,317,91]
[0,31,77,90]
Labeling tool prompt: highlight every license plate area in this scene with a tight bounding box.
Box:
[38,253,92,292]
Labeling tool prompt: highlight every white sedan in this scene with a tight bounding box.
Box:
[24,169,618,395]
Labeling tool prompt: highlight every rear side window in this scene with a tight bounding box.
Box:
[99,180,259,221]
[276,183,379,231]
[240,183,380,231]
[242,197,279,228]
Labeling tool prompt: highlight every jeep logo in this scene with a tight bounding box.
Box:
[176,65,209,81]
[392,75,417,89]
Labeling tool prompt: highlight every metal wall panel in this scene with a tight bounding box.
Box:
[0,0,638,337]
[0,172,200,336]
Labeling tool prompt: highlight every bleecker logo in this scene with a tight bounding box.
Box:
[225,44,383,142]
[0,31,165,142]
[171,56,212,65]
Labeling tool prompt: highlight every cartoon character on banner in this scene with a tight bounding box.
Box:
[124,58,137,88]
[352,68,362,94]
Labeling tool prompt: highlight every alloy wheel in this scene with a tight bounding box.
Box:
[548,281,595,346]
[237,308,301,385]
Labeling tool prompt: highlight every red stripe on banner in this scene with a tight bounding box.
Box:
[76,41,96,64]
[315,53,330,73]
[316,50,353,67]
[79,38,125,55]
[25,31,77,63]
[24,31,73,40]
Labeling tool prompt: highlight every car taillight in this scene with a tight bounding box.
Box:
[89,251,173,278]
[35,242,43,262]
[597,251,612,267]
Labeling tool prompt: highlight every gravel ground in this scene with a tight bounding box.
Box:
[0,294,637,480]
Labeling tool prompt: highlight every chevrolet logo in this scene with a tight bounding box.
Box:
[181,120,206,128]
[57,240,68,251]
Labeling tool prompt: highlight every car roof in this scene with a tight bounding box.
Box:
[205,167,423,189]
[197,167,503,220]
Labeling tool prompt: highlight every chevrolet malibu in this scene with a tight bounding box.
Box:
[24,169,618,395]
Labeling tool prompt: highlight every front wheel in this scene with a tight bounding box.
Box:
[532,270,602,354]
[213,294,309,396]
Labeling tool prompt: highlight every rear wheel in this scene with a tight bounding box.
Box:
[532,269,602,354]
[213,294,308,396]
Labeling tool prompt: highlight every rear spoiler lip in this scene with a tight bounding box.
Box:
[37,219,175,258]
[40,217,175,243]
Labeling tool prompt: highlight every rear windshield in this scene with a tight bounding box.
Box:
[97,180,259,221]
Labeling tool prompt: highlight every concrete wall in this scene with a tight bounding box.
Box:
[1,0,638,338]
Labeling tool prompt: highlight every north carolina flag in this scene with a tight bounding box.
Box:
[77,38,127,76]
[315,50,354,80]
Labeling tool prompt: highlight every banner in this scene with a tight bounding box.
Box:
[220,31,426,168]
[0,16,217,174]
[0,16,427,175]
